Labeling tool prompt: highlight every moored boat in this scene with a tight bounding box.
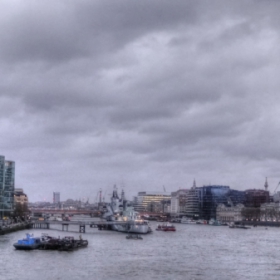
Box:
[229,223,250,229]
[57,236,89,251]
[102,187,152,234]
[181,217,197,224]
[13,233,42,250]
[126,234,143,240]
[208,219,221,226]
[156,223,176,232]
[14,234,88,251]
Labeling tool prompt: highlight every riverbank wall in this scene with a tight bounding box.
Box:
[0,222,32,235]
[238,221,280,227]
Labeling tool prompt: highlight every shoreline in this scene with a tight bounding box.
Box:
[0,222,32,235]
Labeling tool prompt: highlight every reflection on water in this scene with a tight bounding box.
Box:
[1,222,280,280]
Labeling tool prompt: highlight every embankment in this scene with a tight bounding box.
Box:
[0,222,32,235]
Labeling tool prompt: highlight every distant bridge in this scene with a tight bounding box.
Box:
[31,219,146,233]
[30,208,169,217]
[30,208,167,217]
[30,209,101,216]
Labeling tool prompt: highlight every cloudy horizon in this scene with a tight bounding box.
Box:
[1,0,280,202]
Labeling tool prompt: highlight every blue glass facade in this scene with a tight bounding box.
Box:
[197,186,246,220]
[198,185,230,220]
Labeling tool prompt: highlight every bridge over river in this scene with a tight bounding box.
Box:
[30,208,165,218]
[31,219,143,233]
[30,209,101,216]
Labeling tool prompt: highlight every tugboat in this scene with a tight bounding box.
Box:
[13,233,42,250]
[40,234,61,250]
[14,234,88,251]
[58,236,89,251]
[156,223,176,232]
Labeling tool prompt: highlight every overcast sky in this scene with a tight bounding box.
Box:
[1,0,280,202]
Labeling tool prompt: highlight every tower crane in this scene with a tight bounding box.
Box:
[273,182,280,194]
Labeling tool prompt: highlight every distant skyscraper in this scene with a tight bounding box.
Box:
[53,192,60,204]
[5,161,15,191]
[264,177,268,191]
[0,156,5,190]
[0,155,15,218]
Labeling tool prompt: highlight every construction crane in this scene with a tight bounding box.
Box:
[103,190,107,202]
[95,189,103,203]
[273,182,280,194]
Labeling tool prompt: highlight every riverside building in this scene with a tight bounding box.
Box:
[14,188,28,205]
[133,191,171,213]
[0,155,15,218]
[170,181,201,218]
[172,183,246,220]
[244,189,270,207]
[216,203,244,222]
[198,185,231,221]
[185,181,200,218]
[170,189,189,215]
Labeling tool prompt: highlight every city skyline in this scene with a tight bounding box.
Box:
[29,180,271,204]
[1,1,280,202]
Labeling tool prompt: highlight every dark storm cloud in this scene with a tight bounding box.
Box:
[1,0,280,200]
[0,0,197,64]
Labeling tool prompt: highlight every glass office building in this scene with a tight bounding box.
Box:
[198,185,230,220]
[0,156,5,190]
[0,156,15,218]
[133,192,171,212]
[185,187,200,218]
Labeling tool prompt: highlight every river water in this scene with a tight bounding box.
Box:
[1,221,280,280]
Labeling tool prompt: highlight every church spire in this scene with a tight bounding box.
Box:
[192,179,196,189]
[264,177,268,191]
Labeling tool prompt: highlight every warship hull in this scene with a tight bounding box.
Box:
[112,222,151,234]
[103,187,152,234]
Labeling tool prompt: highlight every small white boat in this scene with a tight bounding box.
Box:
[181,217,197,224]
[229,223,250,229]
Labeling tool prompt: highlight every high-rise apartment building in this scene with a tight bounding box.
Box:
[0,155,15,218]
[53,192,60,204]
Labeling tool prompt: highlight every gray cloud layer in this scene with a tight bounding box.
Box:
[1,0,280,201]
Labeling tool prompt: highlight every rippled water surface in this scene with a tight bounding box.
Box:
[1,222,280,280]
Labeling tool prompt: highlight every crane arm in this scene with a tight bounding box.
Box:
[274,182,280,194]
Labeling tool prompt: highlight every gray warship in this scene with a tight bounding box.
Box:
[102,187,152,234]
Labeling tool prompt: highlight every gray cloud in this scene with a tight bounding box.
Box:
[1,0,280,201]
